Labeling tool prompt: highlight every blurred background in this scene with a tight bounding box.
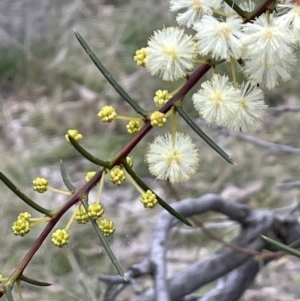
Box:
[0,0,300,300]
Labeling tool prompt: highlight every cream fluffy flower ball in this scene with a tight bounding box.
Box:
[146,27,197,81]
[146,132,199,183]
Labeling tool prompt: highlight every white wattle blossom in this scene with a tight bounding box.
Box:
[193,15,243,60]
[243,52,296,89]
[169,0,221,28]
[240,0,257,12]
[242,13,295,63]
[225,83,267,132]
[146,27,197,82]
[275,1,300,44]
[242,13,296,89]
[192,74,240,126]
[223,0,256,16]
[146,132,199,184]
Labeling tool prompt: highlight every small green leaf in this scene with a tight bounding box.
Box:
[81,198,126,279]
[261,235,300,258]
[68,136,110,167]
[74,29,147,117]
[123,162,193,227]
[20,275,52,287]
[4,285,14,301]
[0,172,52,216]
[60,160,76,191]
[177,106,235,164]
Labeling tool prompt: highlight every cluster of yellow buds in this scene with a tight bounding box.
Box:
[65,129,83,144]
[153,89,172,107]
[33,177,48,193]
[98,105,117,122]
[109,168,126,186]
[12,212,50,236]
[12,212,32,236]
[126,120,143,135]
[52,229,70,248]
[126,156,133,168]
[75,205,89,224]
[133,47,148,67]
[85,171,97,182]
[140,190,157,208]
[88,202,104,220]
[150,111,167,128]
[0,274,7,282]
[98,219,115,237]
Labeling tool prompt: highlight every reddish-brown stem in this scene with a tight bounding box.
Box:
[8,169,104,282]
[246,0,276,22]
[111,63,211,165]
[192,217,262,256]
[6,63,211,285]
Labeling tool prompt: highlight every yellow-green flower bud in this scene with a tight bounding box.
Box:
[88,203,104,219]
[65,129,83,143]
[85,171,97,182]
[126,120,143,135]
[150,111,167,128]
[140,190,158,208]
[133,47,148,67]
[98,106,117,123]
[33,177,48,193]
[75,205,89,224]
[98,219,115,237]
[0,274,8,282]
[154,89,172,107]
[109,168,125,186]
[126,156,133,168]
[17,212,32,221]
[52,229,70,247]
[12,218,30,236]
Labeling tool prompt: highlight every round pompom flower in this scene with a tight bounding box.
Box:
[12,218,30,236]
[75,205,89,224]
[193,15,243,60]
[98,219,115,237]
[192,74,240,126]
[88,203,104,219]
[146,27,197,81]
[225,82,267,132]
[134,47,148,67]
[169,0,221,28]
[33,177,48,193]
[109,168,126,186]
[140,190,158,208]
[98,105,117,123]
[275,1,300,43]
[65,129,83,143]
[52,229,70,247]
[145,132,199,184]
[242,13,295,63]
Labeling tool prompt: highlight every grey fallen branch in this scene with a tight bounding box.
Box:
[223,130,300,154]
[196,118,300,155]
[98,194,300,301]
[267,106,300,114]
[276,181,300,190]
